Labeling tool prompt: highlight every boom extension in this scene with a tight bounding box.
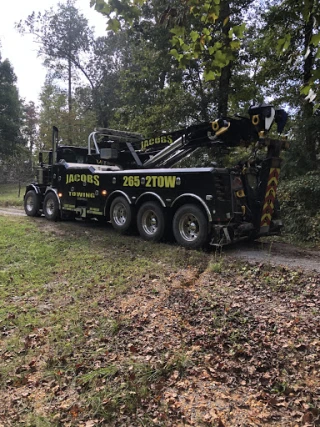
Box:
[88,104,287,169]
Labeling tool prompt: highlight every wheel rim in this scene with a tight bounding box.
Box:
[113,202,127,226]
[141,210,158,235]
[179,213,200,242]
[45,199,55,216]
[26,195,34,212]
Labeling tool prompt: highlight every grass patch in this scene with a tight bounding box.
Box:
[0,183,25,207]
[0,215,319,426]
[0,215,209,424]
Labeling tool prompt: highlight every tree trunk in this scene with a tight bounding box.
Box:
[218,0,232,117]
[218,63,232,117]
[302,0,317,169]
[68,56,72,144]
[195,66,209,121]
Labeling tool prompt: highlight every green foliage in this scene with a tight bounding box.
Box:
[170,19,245,81]
[91,0,246,83]
[38,82,96,149]
[91,0,141,29]
[112,82,198,136]
[264,0,320,109]
[0,56,24,157]
[281,114,320,177]
[21,101,39,163]
[278,172,320,243]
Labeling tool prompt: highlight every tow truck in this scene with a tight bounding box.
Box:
[24,104,288,249]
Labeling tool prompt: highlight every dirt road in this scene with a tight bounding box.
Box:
[1,207,320,273]
[0,207,26,216]
[226,239,320,273]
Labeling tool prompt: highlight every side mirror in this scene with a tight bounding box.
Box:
[39,152,43,165]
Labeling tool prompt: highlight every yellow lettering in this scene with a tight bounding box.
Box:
[143,175,176,188]
[164,176,176,188]
[141,134,176,151]
[157,176,164,187]
[66,174,100,186]
[122,176,141,187]
[94,175,100,186]
[67,174,74,184]
[134,176,140,187]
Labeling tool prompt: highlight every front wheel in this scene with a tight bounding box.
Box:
[110,197,133,234]
[24,190,40,217]
[137,202,165,242]
[173,204,208,249]
[43,192,60,221]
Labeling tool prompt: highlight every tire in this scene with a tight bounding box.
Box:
[137,201,165,242]
[24,190,40,217]
[43,192,60,221]
[173,204,208,249]
[110,197,133,234]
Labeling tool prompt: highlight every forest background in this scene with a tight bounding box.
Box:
[0,0,319,242]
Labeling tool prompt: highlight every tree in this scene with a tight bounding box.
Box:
[21,101,38,164]
[0,54,24,158]
[90,0,249,116]
[17,0,95,141]
[38,79,96,150]
[255,0,320,171]
[81,9,206,133]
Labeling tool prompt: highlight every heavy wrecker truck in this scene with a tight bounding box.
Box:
[24,104,288,249]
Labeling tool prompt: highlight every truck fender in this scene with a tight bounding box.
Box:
[25,184,41,196]
[172,193,212,222]
[136,192,166,207]
[105,190,132,217]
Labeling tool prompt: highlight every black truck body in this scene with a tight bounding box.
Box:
[24,104,288,249]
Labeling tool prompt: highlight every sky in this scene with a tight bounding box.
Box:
[0,0,107,104]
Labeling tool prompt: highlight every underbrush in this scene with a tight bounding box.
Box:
[278,171,320,244]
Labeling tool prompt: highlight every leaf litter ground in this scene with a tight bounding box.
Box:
[0,217,319,426]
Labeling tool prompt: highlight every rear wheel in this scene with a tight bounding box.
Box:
[24,190,40,217]
[137,202,165,242]
[110,197,133,234]
[43,192,60,221]
[173,204,208,249]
